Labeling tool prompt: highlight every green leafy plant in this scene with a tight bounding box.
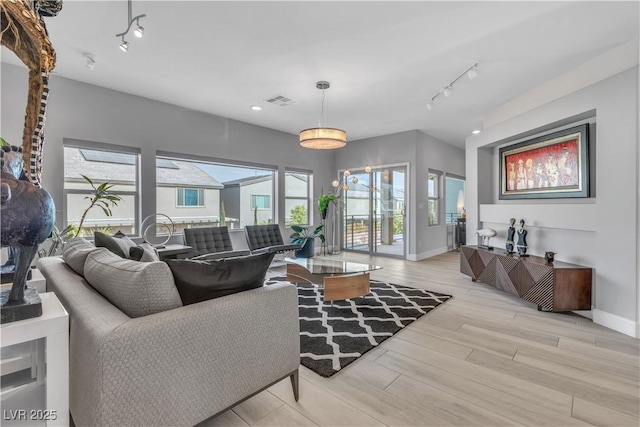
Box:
[37,224,77,258]
[290,224,325,246]
[37,175,122,257]
[318,193,337,218]
[0,137,10,147]
[77,174,122,233]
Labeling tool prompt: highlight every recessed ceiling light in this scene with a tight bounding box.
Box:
[251,105,262,111]
[472,129,481,135]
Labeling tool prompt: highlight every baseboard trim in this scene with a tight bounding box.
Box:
[593,309,639,338]
[408,246,450,261]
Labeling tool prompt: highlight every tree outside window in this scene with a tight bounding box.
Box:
[285,171,311,225]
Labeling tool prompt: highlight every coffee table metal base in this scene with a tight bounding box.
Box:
[286,263,370,301]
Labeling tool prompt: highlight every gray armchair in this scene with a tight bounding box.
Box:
[244,224,301,255]
[183,226,250,260]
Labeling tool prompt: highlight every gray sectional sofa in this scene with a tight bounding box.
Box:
[37,240,300,426]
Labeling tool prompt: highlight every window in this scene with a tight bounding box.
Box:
[251,195,271,209]
[428,170,441,226]
[285,171,311,225]
[63,143,139,236]
[156,155,275,231]
[177,188,205,207]
[445,174,466,224]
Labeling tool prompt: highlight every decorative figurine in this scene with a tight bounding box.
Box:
[545,251,556,264]
[1,146,55,304]
[476,228,497,249]
[516,219,528,256]
[505,218,516,254]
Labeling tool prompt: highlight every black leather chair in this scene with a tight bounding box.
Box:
[244,224,301,255]
[183,226,251,260]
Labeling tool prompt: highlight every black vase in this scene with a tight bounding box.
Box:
[544,251,556,263]
[295,239,315,258]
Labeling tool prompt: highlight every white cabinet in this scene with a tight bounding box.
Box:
[1,293,69,426]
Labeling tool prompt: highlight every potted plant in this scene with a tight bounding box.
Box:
[37,174,122,258]
[318,193,337,220]
[290,224,325,258]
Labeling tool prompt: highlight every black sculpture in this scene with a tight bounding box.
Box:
[516,219,528,257]
[505,218,516,254]
[1,146,55,303]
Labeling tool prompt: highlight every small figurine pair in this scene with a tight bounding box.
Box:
[506,218,528,256]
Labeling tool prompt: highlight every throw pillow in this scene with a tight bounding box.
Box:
[129,243,160,262]
[165,251,275,305]
[62,237,98,276]
[94,231,137,258]
[84,248,182,317]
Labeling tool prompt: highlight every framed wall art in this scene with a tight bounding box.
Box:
[499,124,589,200]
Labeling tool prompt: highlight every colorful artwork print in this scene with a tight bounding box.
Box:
[499,124,589,200]
[505,139,579,191]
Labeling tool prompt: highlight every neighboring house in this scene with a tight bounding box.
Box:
[64,147,138,234]
[221,175,274,227]
[156,159,225,232]
[64,148,225,234]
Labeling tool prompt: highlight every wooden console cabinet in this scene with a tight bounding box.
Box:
[460,245,592,312]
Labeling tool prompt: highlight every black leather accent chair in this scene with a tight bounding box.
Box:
[244,224,301,255]
[183,226,251,260]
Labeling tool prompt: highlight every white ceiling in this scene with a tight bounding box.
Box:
[3,1,639,148]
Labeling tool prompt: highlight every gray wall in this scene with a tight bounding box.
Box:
[336,130,465,259]
[1,63,335,241]
[465,66,639,336]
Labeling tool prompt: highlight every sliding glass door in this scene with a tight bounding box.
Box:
[341,165,406,257]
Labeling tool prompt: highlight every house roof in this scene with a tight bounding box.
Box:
[222,174,273,187]
[64,148,223,188]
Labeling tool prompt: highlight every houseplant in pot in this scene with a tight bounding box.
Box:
[317,194,337,220]
[290,224,325,258]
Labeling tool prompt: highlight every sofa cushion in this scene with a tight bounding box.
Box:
[165,251,275,305]
[129,243,160,262]
[62,237,99,276]
[84,248,182,317]
[94,231,137,258]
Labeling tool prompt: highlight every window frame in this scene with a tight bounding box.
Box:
[63,139,140,236]
[156,151,277,230]
[250,194,272,210]
[427,169,442,226]
[284,169,312,226]
[176,187,206,207]
[444,173,466,225]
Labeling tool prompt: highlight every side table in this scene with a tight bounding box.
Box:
[156,244,192,260]
[1,293,69,426]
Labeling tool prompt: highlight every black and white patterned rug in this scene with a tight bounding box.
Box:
[266,277,452,377]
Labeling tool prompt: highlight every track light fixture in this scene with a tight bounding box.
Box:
[115,0,146,52]
[427,62,479,110]
[119,37,129,52]
[133,20,144,38]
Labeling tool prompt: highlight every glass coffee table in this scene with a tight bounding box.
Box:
[284,257,382,301]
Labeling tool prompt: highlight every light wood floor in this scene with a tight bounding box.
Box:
[200,251,640,427]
